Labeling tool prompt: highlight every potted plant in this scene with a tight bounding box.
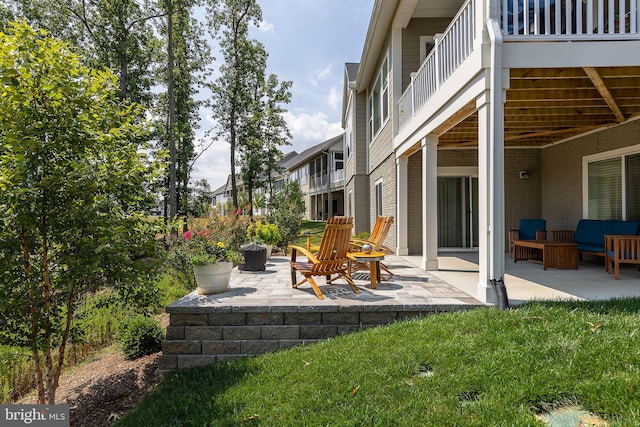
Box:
[246,222,281,258]
[183,229,240,295]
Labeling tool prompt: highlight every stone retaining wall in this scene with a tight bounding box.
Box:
[158,305,469,372]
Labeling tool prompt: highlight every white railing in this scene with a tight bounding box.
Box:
[309,170,345,190]
[501,0,640,37]
[398,0,477,131]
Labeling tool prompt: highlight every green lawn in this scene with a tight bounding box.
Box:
[117,298,640,426]
[291,220,326,249]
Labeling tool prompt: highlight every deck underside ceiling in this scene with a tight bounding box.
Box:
[438,66,640,148]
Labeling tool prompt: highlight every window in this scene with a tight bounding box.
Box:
[585,147,640,220]
[333,152,344,171]
[345,110,352,158]
[420,36,436,63]
[375,179,383,217]
[368,48,390,141]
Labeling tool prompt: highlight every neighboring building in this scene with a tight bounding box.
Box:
[212,151,298,216]
[283,134,345,221]
[344,0,640,302]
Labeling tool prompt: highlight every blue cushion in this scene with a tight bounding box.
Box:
[606,250,640,260]
[578,243,606,253]
[518,218,546,240]
[575,220,640,248]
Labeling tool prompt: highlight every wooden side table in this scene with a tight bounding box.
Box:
[347,251,386,289]
[513,240,578,270]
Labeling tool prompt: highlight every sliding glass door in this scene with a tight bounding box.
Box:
[437,176,478,249]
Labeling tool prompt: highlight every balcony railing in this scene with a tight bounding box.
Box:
[309,170,345,190]
[398,0,477,131]
[501,0,640,37]
[398,0,640,133]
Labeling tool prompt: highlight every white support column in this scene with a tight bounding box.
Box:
[422,135,438,270]
[474,19,508,304]
[396,156,409,256]
[476,93,493,303]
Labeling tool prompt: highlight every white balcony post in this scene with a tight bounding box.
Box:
[422,135,438,271]
[396,156,409,256]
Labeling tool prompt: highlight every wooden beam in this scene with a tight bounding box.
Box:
[583,67,626,123]
[432,101,476,136]
[503,125,603,141]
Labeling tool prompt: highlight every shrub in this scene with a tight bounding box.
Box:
[270,182,306,252]
[247,222,281,245]
[116,316,165,360]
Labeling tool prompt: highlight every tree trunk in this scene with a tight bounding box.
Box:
[167,0,178,222]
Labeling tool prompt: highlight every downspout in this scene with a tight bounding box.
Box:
[486,9,509,308]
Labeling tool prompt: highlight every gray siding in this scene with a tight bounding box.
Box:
[369,122,394,172]
[369,155,397,250]
[402,18,452,92]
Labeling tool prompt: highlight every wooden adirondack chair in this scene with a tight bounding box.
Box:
[290,218,359,300]
[306,216,351,252]
[350,216,394,277]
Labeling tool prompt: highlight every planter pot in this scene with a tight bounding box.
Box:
[239,244,267,272]
[263,244,273,259]
[193,261,233,295]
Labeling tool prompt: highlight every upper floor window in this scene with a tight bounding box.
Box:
[345,110,352,158]
[420,36,435,63]
[333,152,344,171]
[368,48,390,142]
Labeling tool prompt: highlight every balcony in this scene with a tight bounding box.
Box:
[398,0,640,133]
[309,169,345,191]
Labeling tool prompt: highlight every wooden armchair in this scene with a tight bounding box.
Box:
[508,219,546,257]
[290,218,359,300]
[605,234,640,279]
[350,216,394,277]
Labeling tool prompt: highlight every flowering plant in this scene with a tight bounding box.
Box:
[183,229,240,266]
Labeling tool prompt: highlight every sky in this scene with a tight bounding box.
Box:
[191,0,375,191]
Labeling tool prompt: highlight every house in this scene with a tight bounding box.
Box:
[283,134,345,221]
[212,151,298,216]
[343,0,640,302]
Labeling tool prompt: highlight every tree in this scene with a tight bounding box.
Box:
[259,74,293,208]
[270,181,306,252]
[206,0,262,213]
[8,0,161,105]
[239,72,292,218]
[188,178,213,217]
[0,23,164,404]
[155,0,212,222]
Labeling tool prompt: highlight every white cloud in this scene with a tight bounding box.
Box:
[190,138,230,190]
[282,111,343,153]
[254,19,274,33]
[315,63,333,81]
[327,86,341,112]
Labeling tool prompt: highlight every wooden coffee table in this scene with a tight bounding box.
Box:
[347,251,385,289]
[513,240,578,270]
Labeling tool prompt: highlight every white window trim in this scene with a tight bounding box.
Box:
[374,178,384,217]
[368,47,390,144]
[582,143,640,219]
[420,35,435,63]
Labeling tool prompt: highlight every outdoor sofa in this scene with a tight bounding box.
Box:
[551,219,640,268]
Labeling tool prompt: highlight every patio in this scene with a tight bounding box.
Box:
[160,251,640,371]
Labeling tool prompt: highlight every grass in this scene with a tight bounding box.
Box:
[292,220,326,249]
[117,298,640,426]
